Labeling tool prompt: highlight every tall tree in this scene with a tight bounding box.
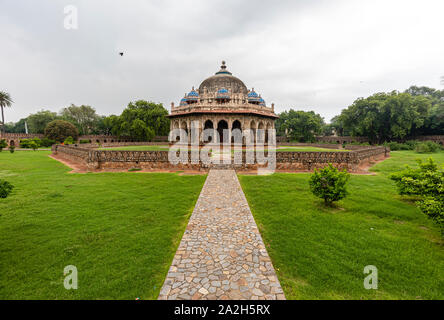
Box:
[27,110,58,134]
[277,109,325,142]
[108,100,170,139]
[0,91,13,133]
[338,91,430,143]
[60,104,101,135]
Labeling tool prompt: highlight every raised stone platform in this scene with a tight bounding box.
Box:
[158,169,285,300]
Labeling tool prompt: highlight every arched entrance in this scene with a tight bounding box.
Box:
[217,120,228,144]
[204,120,214,143]
[231,120,242,143]
[181,121,188,142]
[9,140,15,147]
[250,120,256,144]
[257,122,264,143]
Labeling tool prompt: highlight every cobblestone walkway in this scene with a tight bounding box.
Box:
[158,169,285,300]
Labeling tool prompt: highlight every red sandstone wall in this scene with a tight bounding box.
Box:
[51,144,389,173]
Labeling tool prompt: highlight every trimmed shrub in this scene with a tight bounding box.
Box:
[29,141,38,151]
[0,179,14,199]
[20,138,42,149]
[0,139,7,152]
[383,140,418,151]
[9,145,15,153]
[415,141,441,153]
[63,136,75,145]
[44,120,79,142]
[390,158,443,234]
[79,139,90,144]
[40,137,56,147]
[309,163,350,206]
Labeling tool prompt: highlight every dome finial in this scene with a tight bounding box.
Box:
[215,60,232,75]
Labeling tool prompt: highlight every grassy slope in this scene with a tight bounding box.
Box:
[239,151,444,299]
[0,151,206,299]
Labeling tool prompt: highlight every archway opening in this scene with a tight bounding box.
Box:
[257,122,265,144]
[204,120,214,143]
[250,120,256,144]
[231,120,242,143]
[217,120,228,144]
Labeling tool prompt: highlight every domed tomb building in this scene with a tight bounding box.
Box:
[169,61,278,144]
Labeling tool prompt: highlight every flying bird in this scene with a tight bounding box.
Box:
[119,52,124,56]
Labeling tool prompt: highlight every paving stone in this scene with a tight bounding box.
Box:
[158,169,285,300]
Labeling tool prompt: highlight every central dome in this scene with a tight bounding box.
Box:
[198,61,248,95]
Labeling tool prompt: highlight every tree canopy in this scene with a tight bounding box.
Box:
[104,100,170,141]
[276,109,325,142]
[27,110,58,134]
[60,104,101,135]
[333,91,432,143]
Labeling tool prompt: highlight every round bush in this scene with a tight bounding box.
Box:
[44,120,79,143]
[0,179,14,199]
[309,163,350,206]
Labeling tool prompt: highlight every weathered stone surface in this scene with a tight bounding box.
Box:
[158,169,285,300]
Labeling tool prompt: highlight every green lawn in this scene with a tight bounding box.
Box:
[239,151,444,300]
[0,151,206,299]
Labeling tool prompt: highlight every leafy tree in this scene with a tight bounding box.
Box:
[0,91,13,133]
[27,110,58,134]
[107,100,170,139]
[29,141,38,151]
[390,158,443,234]
[4,119,26,133]
[405,86,444,135]
[0,139,7,152]
[44,120,79,142]
[309,164,350,206]
[0,179,14,198]
[60,104,101,135]
[276,109,325,142]
[130,119,155,141]
[338,91,430,143]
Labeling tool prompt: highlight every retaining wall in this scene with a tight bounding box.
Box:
[52,144,389,173]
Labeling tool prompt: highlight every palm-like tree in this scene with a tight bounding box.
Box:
[0,91,13,133]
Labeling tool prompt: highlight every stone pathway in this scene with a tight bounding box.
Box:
[158,169,285,300]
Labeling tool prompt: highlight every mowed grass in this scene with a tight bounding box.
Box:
[0,151,206,299]
[239,151,444,300]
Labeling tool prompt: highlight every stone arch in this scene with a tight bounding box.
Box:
[9,140,15,147]
[250,120,257,144]
[257,121,265,144]
[265,122,272,144]
[217,119,228,144]
[231,120,242,143]
[203,120,214,143]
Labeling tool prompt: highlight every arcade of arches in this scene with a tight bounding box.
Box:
[170,116,275,144]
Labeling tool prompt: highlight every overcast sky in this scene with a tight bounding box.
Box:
[1,0,443,123]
